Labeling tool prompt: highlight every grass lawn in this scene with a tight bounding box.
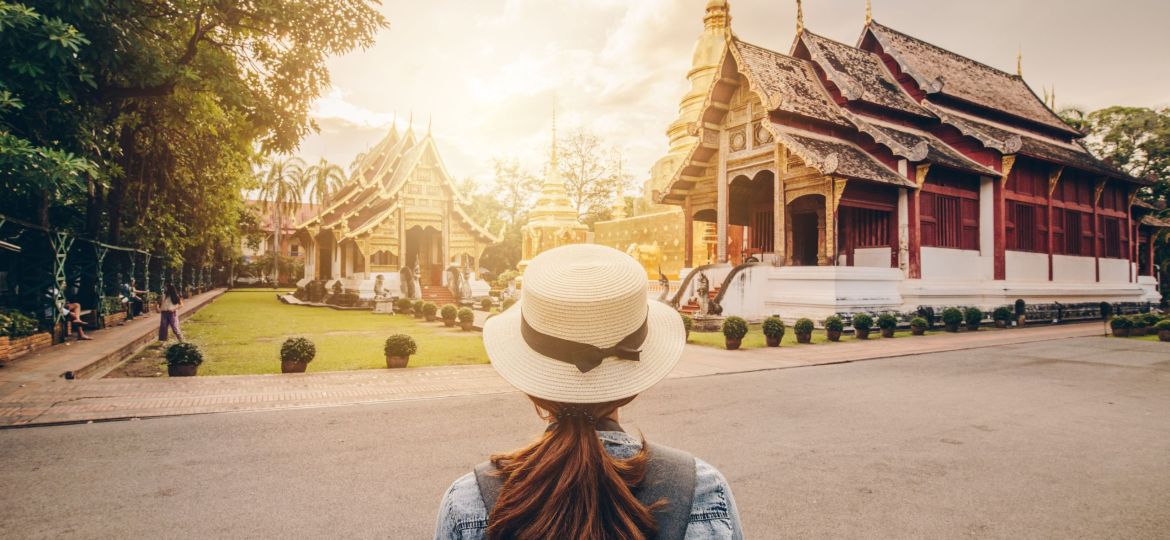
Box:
[688,324,969,349]
[116,290,488,376]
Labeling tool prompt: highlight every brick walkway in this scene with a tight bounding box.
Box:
[0,313,1109,427]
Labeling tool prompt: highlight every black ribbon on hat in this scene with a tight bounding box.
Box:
[520,312,647,373]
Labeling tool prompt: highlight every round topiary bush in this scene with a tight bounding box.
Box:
[1155,319,1170,342]
[422,302,438,318]
[1109,315,1132,330]
[441,304,458,321]
[501,297,516,311]
[824,316,844,332]
[852,313,873,332]
[941,307,963,331]
[963,307,983,329]
[722,316,748,340]
[395,298,413,314]
[384,334,417,368]
[762,316,785,347]
[877,313,898,330]
[793,318,814,343]
[993,306,1013,327]
[478,298,491,311]
[910,317,928,336]
[165,342,203,376]
[457,307,475,329]
[280,337,316,364]
[413,300,425,317]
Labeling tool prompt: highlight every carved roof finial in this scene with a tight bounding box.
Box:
[408,111,413,132]
[703,0,730,30]
[796,0,804,35]
[427,113,432,136]
[865,0,872,25]
[1017,45,1023,77]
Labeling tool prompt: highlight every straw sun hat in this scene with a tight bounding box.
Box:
[483,244,686,404]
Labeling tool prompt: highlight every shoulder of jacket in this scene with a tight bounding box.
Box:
[690,458,733,522]
[439,472,488,531]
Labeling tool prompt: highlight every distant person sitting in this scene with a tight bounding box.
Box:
[121,278,146,320]
[64,297,93,341]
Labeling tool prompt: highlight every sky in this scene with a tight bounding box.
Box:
[294,0,1170,194]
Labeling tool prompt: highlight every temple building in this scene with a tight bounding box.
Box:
[637,0,1163,320]
[293,122,498,302]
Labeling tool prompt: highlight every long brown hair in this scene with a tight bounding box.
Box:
[487,396,661,540]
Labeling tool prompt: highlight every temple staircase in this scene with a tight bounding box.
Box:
[421,285,457,306]
[679,286,720,315]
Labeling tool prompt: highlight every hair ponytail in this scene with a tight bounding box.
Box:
[487,396,661,540]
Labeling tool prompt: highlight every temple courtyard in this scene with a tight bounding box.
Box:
[0,336,1166,538]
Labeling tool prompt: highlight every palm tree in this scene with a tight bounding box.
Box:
[258,156,306,287]
[304,158,347,207]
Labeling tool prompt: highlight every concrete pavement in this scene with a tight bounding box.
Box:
[0,336,1166,539]
[0,322,1111,426]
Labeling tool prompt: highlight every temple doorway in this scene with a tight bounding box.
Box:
[316,231,334,279]
[404,226,443,285]
[729,171,775,264]
[787,194,825,266]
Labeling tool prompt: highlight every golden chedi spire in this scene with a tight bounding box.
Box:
[518,100,587,272]
[648,0,732,200]
[796,0,804,35]
[865,0,873,25]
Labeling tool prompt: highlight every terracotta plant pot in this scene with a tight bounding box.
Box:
[168,364,198,377]
[855,329,870,340]
[826,329,841,342]
[386,355,409,369]
[1113,328,1130,337]
[1017,316,1026,327]
[966,323,980,332]
[995,320,1007,329]
[461,322,473,331]
[911,326,926,336]
[725,338,741,350]
[796,332,812,344]
[765,335,781,347]
[444,319,455,327]
[881,328,895,338]
[1159,330,1170,342]
[426,315,436,322]
[945,323,960,333]
[281,360,308,373]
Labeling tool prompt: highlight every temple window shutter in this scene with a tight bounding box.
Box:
[920,192,937,247]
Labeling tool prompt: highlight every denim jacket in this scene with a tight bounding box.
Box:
[434,430,744,539]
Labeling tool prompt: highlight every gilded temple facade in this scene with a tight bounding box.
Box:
[633,0,1163,320]
[294,124,498,300]
[518,111,588,272]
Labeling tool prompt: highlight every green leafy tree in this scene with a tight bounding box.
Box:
[258,157,306,286]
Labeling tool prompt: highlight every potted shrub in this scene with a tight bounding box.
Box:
[1155,319,1170,342]
[501,297,516,311]
[681,313,693,341]
[165,342,203,377]
[480,297,493,311]
[395,297,413,315]
[413,300,425,319]
[1110,316,1132,337]
[877,313,898,338]
[762,316,785,347]
[852,313,873,340]
[824,316,844,342]
[280,337,316,373]
[383,334,417,368]
[1131,316,1148,336]
[941,307,963,333]
[721,316,748,350]
[992,306,1012,329]
[1014,299,1027,327]
[422,302,438,322]
[963,307,983,332]
[1140,313,1162,331]
[794,318,814,344]
[457,307,475,331]
[441,304,458,327]
[910,317,928,336]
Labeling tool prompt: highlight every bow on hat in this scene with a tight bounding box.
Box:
[520,315,647,373]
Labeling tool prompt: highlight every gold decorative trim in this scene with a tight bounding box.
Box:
[1000,155,1017,186]
[915,164,931,187]
[1047,166,1064,197]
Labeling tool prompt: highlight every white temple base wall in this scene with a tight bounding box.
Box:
[758,266,905,322]
[899,280,1150,310]
[853,247,892,268]
[1138,275,1161,302]
[1099,258,1130,283]
[921,248,992,281]
[1006,251,1049,282]
[1052,255,1095,282]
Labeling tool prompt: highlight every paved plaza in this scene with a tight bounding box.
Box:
[1,336,1167,539]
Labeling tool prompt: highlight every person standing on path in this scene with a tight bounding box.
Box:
[158,283,183,342]
[434,244,743,540]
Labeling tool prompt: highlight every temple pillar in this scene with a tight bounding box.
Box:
[1093,179,1104,282]
[774,147,786,264]
[1047,167,1062,282]
[716,130,729,263]
[1147,229,1156,277]
[897,189,909,275]
[330,239,341,279]
[442,200,451,269]
[684,196,694,268]
[342,242,353,277]
[994,156,1015,280]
